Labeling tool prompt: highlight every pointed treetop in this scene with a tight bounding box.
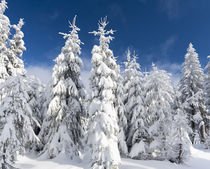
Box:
[0,0,7,14]
[17,18,24,28]
[126,48,131,62]
[187,42,196,53]
[152,62,158,71]
[90,16,116,48]
[59,15,80,39]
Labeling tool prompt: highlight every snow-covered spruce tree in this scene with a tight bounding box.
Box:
[27,76,45,135]
[0,0,10,84]
[144,64,175,160]
[86,17,121,169]
[114,59,128,156]
[168,92,192,163]
[204,55,210,148]
[0,75,40,169]
[39,16,85,159]
[179,43,206,143]
[123,50,147,159]
[8,18,26,76]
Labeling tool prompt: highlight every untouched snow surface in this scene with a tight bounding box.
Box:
[15,147,210,169]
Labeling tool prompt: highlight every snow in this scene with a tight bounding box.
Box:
[15,147,210,169]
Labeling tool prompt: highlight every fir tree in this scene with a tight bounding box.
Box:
[0,75,40,169]
[168,93,192,163]
[179,43,206,143]
[39,16,85,159]
[123,50,147,159]
[8,18,26,76]
[0,0,10,83]
[86,17,121,169]
[204,55,210,148]
[144,64,175,160]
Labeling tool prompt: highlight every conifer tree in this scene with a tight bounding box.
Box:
[123,50,147,159]
[86,17,121,169]
[0,75,40,169]
[8,18,26,76]
[144,64,175,160]
[39,16,85,159]
[0,0,10,83]
[168,93,192,163]
[179,43,206,143]
[115,70,128,156]
[204,55,210,148]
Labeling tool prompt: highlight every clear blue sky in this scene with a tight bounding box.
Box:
[6,0,210,76]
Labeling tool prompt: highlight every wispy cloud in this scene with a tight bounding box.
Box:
[159,0,180,19]
[109,3,127,24]
[161,36,177,58]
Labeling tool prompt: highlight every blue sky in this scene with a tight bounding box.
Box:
[6,0,210,83]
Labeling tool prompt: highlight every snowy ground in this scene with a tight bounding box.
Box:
[15,146,210,169]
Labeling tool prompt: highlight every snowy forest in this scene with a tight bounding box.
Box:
[0,0,210,169]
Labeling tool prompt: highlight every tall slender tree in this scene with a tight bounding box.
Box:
[144,64,175,160]
[0,0,10,84]
[179,43,206,143]
[204,55,210,148]
[86,17,121,169]
[39,16,85,159]
[123,50,147,159]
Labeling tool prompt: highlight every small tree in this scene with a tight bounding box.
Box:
[0,75,40,169]
[39,16,85,159]
[86,17,121,169]
[168,93,192,163]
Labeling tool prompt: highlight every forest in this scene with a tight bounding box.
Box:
[0,0,210,169]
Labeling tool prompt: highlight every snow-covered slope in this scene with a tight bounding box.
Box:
[15,147,210,169]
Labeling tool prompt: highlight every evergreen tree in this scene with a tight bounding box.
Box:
[0,0,26,84]
[0,0,10,84]
[0,75,40,169]
[179,43,206,143]
[8,18,26,76]
[86,17,121,169]
[39,16,85,159]
[168,93,192,163]
[204,55,210,148]
[115,64,128,156]
[123,50,147,159]
[144,64,174,160]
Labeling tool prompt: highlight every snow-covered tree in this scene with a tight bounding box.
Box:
[27,76,45,135]
[0,0,26,84]
[123,50,147,159]
[8,18,26,76]
[39,16,85,159]
[0,0,10,84]
[115,63,128,156]
[204,55,210,148]
[167,93,192,164]
[86,17,121,169]
[179,43,206,143]
[144,64,175,160]
[0,75,40,169]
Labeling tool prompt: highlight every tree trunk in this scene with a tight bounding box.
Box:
[178,143,182,164]
[2,143,7,169]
